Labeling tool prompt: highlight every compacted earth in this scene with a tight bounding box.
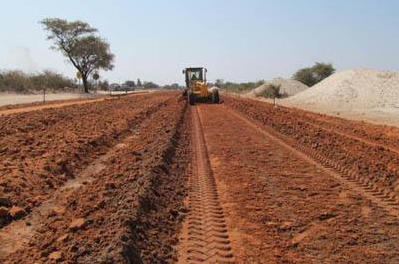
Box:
[1,92,399,263]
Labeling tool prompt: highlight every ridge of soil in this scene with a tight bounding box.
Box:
[197,102,399,263]
[0,93,171,228]
[224,96,399,195]
[2,95,191,263]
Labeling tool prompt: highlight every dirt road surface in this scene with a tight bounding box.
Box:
[1,92,399,263]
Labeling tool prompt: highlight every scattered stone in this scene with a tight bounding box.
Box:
[0,197,11,207]
[105,182,116,190]
[8,206,27,219]
[169,209,178,218]
[69,218,87,231]
[95,200,106,209]
[384,220,398,225]
[48,251,64,262]
[0,206,10,217]
[56,234,69,243]
[279,221,294,231]
[52,206,66,216]
[319,212,336,221]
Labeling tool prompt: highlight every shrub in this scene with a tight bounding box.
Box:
[260,84,287,99]
[0,70,77,93]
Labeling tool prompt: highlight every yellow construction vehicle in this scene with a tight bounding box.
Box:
[183,67,219,105]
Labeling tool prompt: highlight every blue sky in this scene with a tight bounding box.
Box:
[0,0,398,85]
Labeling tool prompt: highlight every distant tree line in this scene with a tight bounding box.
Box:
[0,70,77,93]
[109,79,164,91]
[162,83,181,90]
[123,79,160,89]
[213,79,265,93]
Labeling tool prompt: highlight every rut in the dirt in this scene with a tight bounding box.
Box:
[177,107,234,263]
[226,105,399,218]
[225,96,399,206]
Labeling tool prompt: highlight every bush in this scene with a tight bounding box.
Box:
[217,80,265,93]
[0,70,77,93]
[97,80,109,90]
[293,62,335,87]
[260,84,287,99]
[143,81,159,89]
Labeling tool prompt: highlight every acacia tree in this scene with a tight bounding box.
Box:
[40,18,114,93]
[293,62,335,87]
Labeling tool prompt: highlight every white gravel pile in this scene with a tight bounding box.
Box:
[284,69,399,110]
[249,78,308,97]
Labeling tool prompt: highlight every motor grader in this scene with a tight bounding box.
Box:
[182,67,219,105]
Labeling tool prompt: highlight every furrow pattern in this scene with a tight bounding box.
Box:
[186,107,235,263]
[226,105,399,218]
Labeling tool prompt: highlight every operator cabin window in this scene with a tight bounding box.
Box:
[190,71,202,80]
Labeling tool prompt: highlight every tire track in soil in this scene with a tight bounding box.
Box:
[177,106,235,263]
[198,104,399,262]
[295,115,399,156]
[224,105,399,219]
[241,96,399,153]
[226,97,399,194]
[294,107,399,151]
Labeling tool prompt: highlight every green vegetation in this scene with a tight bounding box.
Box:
[97,80,109,90]
[293,62,335,87]
[260,84,287,99]
[124,80,136,87]
[143,81,159,89]
[0,70,77,93]
[163,83,180,90]
[215,79,265,93]
[137,78,142,87]
[40,18,114,93]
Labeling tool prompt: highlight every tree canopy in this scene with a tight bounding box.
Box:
[40,18,114,93]
[143,81,159,89]
[293,62,335,87]
[124,80,136,87]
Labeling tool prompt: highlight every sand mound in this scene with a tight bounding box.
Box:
[285,69,399,110]
[249,78,308,97]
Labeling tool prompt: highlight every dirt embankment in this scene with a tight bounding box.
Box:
[225,96,399,194]
[3,95,191,263]
[0,93,172,228]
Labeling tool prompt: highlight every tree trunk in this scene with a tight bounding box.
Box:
[82,75,89,93]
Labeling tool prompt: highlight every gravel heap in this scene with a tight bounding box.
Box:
[248,78,308,97]
[284,69,399,110]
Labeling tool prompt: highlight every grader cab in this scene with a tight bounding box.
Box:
[183,67,219,105]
